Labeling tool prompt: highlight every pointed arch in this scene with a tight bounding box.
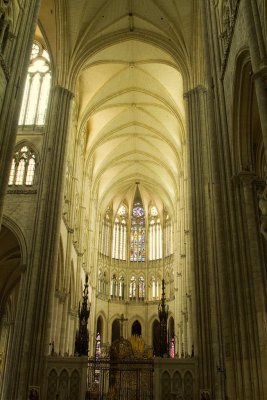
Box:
[18,38,51,128]
[152,319,160,356]
[131,320,142,336]
[8,142,39,187]
[232,49,265,176]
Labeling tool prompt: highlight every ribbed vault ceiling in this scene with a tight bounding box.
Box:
[39,0,198,217]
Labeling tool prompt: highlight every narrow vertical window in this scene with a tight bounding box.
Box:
[8,159,15,185]
[130,204,145,261]
[15,159,25,184]
[149,206,162,260]
[19,41,51,127]
[101,211,110,256]
[25,157,35,185]
[112,204,127,260]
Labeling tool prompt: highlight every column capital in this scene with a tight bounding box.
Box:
[51,84,75,100]
[183,85,207,99]
[233,170,257,187]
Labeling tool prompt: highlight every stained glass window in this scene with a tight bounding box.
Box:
[130,201,145,262]
[170,336,175,358]
[8,145,36,186]
[96,332,101,359]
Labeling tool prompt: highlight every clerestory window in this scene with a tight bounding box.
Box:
[19,41,51,127]
[8,145,36,186]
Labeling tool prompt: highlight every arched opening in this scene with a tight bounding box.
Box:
[233,53,265,175]
[97,315,103,337]
[0,225,22,397]
[161,371,171,399]
[152,319,160,357]
[111,319,120,343]
[131,320,141,336]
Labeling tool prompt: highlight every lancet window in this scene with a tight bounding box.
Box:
[149,206,162,260]
[19,41,51,127]
[8,145,36,186]
[130,202,145,262]
[100,200,173,261]
[112,204,127,260]
[100,210,111,256]
[164,213,173,256]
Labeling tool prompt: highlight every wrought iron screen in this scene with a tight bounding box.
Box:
[87,357,154,400]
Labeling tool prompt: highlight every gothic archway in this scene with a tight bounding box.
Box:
[111,319,120,343]
[131,320,141,336]
[152,319,160,357]
[0,224,22,397]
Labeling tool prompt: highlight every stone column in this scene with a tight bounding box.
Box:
[236,171,267,398]
[184,85,230,398]
[2,85,74,400]
[0,0,41,222]
[184,85,212,383]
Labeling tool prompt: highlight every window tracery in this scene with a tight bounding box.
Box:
[8,145,36,186]
[112,204,127,260]
[149,206,162,260]
[19,40,51,127]
[129,276,136,300]
[110,274,117,298]
[130,201,145,262]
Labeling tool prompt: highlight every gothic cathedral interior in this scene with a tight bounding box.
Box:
[0,0,267,399]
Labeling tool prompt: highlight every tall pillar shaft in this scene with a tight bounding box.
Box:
[236,172,267,398]
[185,86,215,391]
[185,84,234,398]
[2,85,74,400]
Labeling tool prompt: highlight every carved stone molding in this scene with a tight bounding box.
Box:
[232,170,257,187]
[183,85,207,99]
[220,0,241,79]
[69,308,78,318]
[7,188,37,194]
[236,170,256,186]
[62,213,74,233]
[258,182,267,240]
[55,289,69,303]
